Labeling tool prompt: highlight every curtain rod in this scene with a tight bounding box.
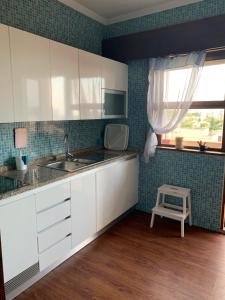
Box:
[166,46,225,58]
[206,46,225,53]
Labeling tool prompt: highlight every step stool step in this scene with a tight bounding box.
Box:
[152,206,189,221]
[158,184,190,198]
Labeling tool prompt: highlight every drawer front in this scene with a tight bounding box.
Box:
[37,200,71,232]
[36,182,70,212]
[38,218,72,253]
[39,236,71,271]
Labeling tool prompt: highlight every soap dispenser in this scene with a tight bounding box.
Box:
[15,151,27,171]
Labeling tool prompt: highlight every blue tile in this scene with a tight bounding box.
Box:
[0,120,106,166]
[123,59,225,232]
[0,0,104,55]
[106,0,225,38]
[104,0,225,232]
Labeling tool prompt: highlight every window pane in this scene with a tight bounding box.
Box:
[163,68,192,102]
[163,61,225,102]
[162,109,224,149]
[194,61,225,101]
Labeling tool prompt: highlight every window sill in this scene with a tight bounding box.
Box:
[157,146,225,156]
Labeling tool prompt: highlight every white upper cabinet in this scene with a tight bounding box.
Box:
[0,24,129,122]
[0,24,14,123]
[101,57,128,91]
[10,27,52,122]
[0,195,38,282]
[50,41,80,120]
[79,50,102,119]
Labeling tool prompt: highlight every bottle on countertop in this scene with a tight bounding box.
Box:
[15,151,29,171]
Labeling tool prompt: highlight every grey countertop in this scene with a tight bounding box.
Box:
[0,148,137,201]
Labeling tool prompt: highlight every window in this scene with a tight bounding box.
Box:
[161,60,225,150]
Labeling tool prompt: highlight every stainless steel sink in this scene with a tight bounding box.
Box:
[43,160,87,172]
[40,150,121,173]
[72,158,96,164]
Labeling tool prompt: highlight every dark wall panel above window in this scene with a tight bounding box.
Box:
[102,14,225,62]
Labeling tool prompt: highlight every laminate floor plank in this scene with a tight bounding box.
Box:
[15,211,225,300]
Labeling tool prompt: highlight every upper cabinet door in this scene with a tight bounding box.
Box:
[10,27,52,122]
[79,50,102,120]
[102,58,128,91]
[50,41,80,121]
[0,24,14,123]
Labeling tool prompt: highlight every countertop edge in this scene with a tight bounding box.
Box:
[0,151,138,204]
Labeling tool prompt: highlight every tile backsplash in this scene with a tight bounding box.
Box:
[0,120,106,166]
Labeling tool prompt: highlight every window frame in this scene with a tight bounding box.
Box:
[158,58,225,152]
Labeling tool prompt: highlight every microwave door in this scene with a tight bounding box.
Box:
[102,89,127,119]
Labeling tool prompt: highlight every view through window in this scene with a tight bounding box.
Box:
[161,60,225,150]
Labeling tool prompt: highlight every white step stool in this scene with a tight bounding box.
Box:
[150,184,192,237]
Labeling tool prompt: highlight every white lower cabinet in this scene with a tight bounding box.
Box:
[36,200,71,232]
[0,195,38,283]
[36,182,70,212]
[0,156,138,296]
[38,218,72,253]
[39,236,71,271]
[71,172,97,247]
[96,158,139,231]
[35,182,72,271]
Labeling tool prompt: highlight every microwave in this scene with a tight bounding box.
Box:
[102,89,127,119]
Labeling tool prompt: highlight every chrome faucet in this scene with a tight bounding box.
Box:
[64,134,73,160]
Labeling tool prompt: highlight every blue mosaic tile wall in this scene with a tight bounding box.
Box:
[121,57,225,232]
[106,0,225,38]
[0,0,104,54]
[106,1,225,231]
[138,150,225,231]
[0,0,106,167]
[0,120,106,166]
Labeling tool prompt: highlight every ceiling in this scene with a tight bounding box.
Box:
[58,0,203,25]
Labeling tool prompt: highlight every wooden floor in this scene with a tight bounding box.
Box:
[16,211,225,300]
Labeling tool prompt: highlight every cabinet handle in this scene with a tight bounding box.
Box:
[64,198,71,202]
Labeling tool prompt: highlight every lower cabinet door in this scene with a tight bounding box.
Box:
[0,196,38,282]
[36,200,71,232]
[71,173,97,248]
[38,218,72,253]
[39,236,71,271]
[96,158,139,231]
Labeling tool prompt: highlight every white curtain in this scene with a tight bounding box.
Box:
[143,51,206,162]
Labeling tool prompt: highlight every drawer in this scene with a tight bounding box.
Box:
[37,200,71,232]
[39,236,71,271]
[36,182,70,212]
[38,218,72,253]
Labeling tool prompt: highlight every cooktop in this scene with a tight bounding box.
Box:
[0,175,27,194]
[73,150,121,163]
